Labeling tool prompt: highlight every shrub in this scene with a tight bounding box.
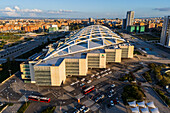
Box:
[122,85,144,104]
[144,72,152,82]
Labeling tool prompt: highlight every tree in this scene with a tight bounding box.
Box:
[160,76,170,86]
[149,63,156,70]
[156,73,163,81]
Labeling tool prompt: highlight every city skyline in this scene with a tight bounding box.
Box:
[0,0,170,18]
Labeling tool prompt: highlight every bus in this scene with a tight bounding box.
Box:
[39,97,51,103]
[28,95,50,103]
[83,85,95,94]
[28,95,39,101]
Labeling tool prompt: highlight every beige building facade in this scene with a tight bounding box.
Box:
[20,25,135,86]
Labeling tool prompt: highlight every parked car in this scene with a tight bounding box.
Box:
[80,83,85,87]
[110,89,114,93]
[96,72,99,75]
[113,99,118,104]
[71,82,75,86]
[97,76,100,79]
[81,78,86,82]
[87,80,92,84]
[111,84,115,88]
[73,109,80,113]
[110,100,115,106]
[83,107,90,113]
[107,68,111,71]
[100,71,104,74]
[75,80,80,84]
[91,74,95,78]
[101,74,105,77]
[79,105,86,111]
[108,93,113,98]
[116,97,119,103]
[0,103,3,107]
[107,101,114,108]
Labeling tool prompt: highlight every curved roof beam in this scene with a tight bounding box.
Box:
[43,25,125,60]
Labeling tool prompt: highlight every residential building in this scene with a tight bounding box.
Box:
[160,16,170,47]
[126,11,135,29]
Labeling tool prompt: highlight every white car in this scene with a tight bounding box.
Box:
[83,107,90,113]
[101,74,105,77]
[0,103,3,107]
[111,84,115,88]
[100,71,104,74]
[87,80,92,84]
[108,71,112,74]
[110,89,114,93]
[107,68,111,71]
[81,78,86,82]
[97,76,100,79]
[79,106,86,111]
[71,82,75,86]
[75,80,80,84]
[91,74,95,78]
[104,70,107,72]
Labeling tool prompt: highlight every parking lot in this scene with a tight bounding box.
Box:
[0,60,144,113]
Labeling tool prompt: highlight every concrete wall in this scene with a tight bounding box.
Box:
[115,49,122,62]
[119,45,134,58]
[99,53,106,68]
[50,59,66,86]
[128,46,134,58]
[79,58,88,76]
[29,61,37,83]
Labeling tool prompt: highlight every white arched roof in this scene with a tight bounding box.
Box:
[44,25,125,60]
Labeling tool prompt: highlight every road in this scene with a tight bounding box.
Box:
[144,87,170,113]
[0,33,65,64]
[121,32,170,60]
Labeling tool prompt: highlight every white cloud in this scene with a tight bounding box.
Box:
[0,6,75,17]
[59,9,73,13]
[20,8,42,13]
[0,7,15,12]
[14,6,20,11]
[29,13,37,17]
[3,11,20,16]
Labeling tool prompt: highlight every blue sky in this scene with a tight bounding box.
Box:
[0,0,170,18]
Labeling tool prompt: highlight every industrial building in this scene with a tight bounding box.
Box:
[20,25,134,86]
